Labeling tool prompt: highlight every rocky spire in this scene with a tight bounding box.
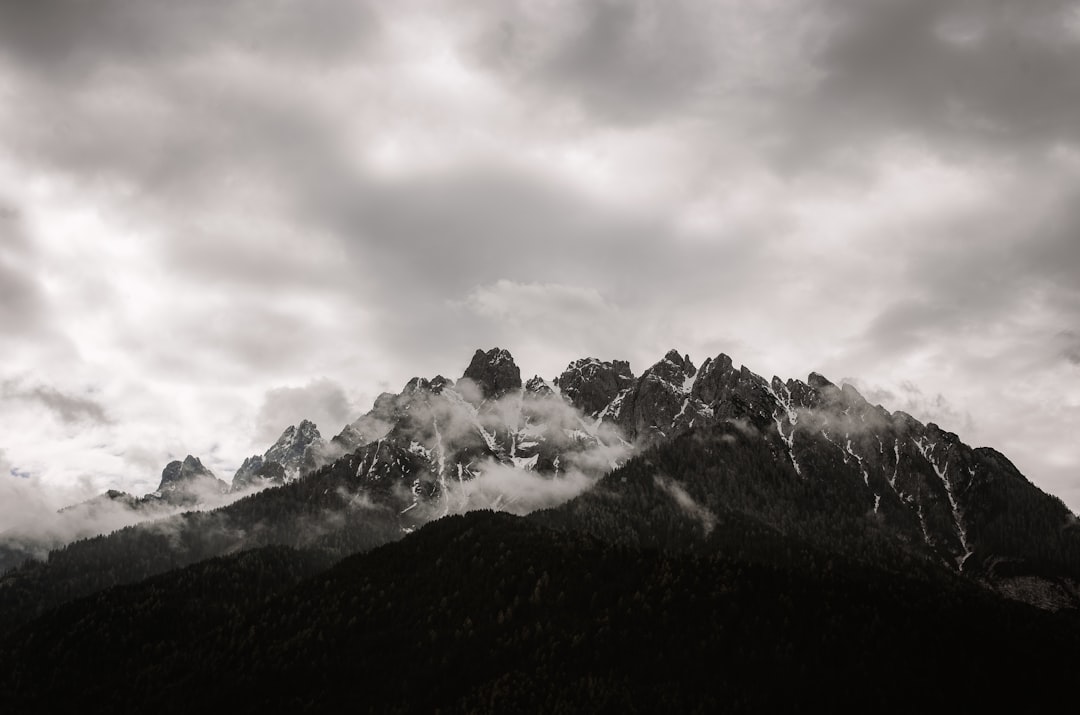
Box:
[461,348,521,400]
[158,455,216,491]
[156,455,228,504]
[233,419,329,490]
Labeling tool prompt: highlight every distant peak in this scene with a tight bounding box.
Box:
[404,375,455,395]
[462,347,521,399]
[661,349,695,373]
[663,348,686,364]
[471,347,514,364]
[644,350,696,386]
[525,375,554,396]
[276,420,320,443]
[808,372,835,390]
[429,375,453,393]
[158,455,216,490]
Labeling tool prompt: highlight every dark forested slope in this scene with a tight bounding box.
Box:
[1,510,1077,714]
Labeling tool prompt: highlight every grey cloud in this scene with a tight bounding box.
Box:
[1059,331,1080,365]
[331,163,764,298]
[794,0,1080,158]
[0,0,380,78]
[858,178,1080,363]
[0,259,46,336]
[164,231,354,294]
[255,378,353,445]
[318,163,774,363]
[515,0,718,124]
[467,0,1080,159]
[468,0,820,127]
[1,381,110,425]
[116,296,335,381]
[861,300,962,353]
[4,63,348,209]
[1022,197,1080,289]
[0,207,48,337]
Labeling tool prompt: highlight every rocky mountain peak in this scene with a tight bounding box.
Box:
[555,357,635,417]
[461,347,521,400]
[155,455,227,504]
[232,419,331,491]
[429,375,453,394]
[524,375,555,397]
[647,349,696,386]
[266,421,325,473]
[664,349,694,369]
[158,455,214,490]
[404,375,455,396]
[271,420,321,451]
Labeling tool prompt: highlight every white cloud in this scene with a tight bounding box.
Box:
[0,0,1076,516]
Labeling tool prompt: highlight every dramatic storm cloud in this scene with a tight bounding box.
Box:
[1,0,1078,518]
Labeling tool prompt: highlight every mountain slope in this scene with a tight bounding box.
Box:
[2,345,1077,640]
[1,510,1078,713]
[558,349,1080,607]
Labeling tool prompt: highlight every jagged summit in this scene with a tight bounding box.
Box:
[157,347,1080,607]
[155,455,228,505]
[555,357,635,417]
[10,343,1080,632]
[649,349,697,385]
[232,419,330,490]
[158,455,215,490]
[266,420,321,465]
[461,347,521,400]
[524,375,555,397]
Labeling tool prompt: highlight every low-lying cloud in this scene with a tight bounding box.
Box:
[654,474,716,536]
[445,460,598,516]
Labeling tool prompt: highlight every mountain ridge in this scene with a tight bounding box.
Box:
[1,345,1077,634]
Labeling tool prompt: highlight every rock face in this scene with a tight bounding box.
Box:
[264,419,325,478]
[155,456,228,506]
[323,348,631,522]
[599,350,1080,608]
[233,419,329,490]
[461,348,521,400]
[555,358,635,417]
[524,376,555,397]
[158,455,216,490]
[615,350,700,442]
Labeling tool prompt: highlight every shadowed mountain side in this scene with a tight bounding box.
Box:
[3,345,1078,640]
[1,511,1078,713]
[0,454,405,636]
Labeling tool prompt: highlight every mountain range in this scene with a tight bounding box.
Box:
[1,346,1078,711]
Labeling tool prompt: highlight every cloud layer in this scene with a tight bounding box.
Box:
[0,0,1077,513]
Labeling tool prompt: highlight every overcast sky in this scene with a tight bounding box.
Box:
[1,0,1078,516]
